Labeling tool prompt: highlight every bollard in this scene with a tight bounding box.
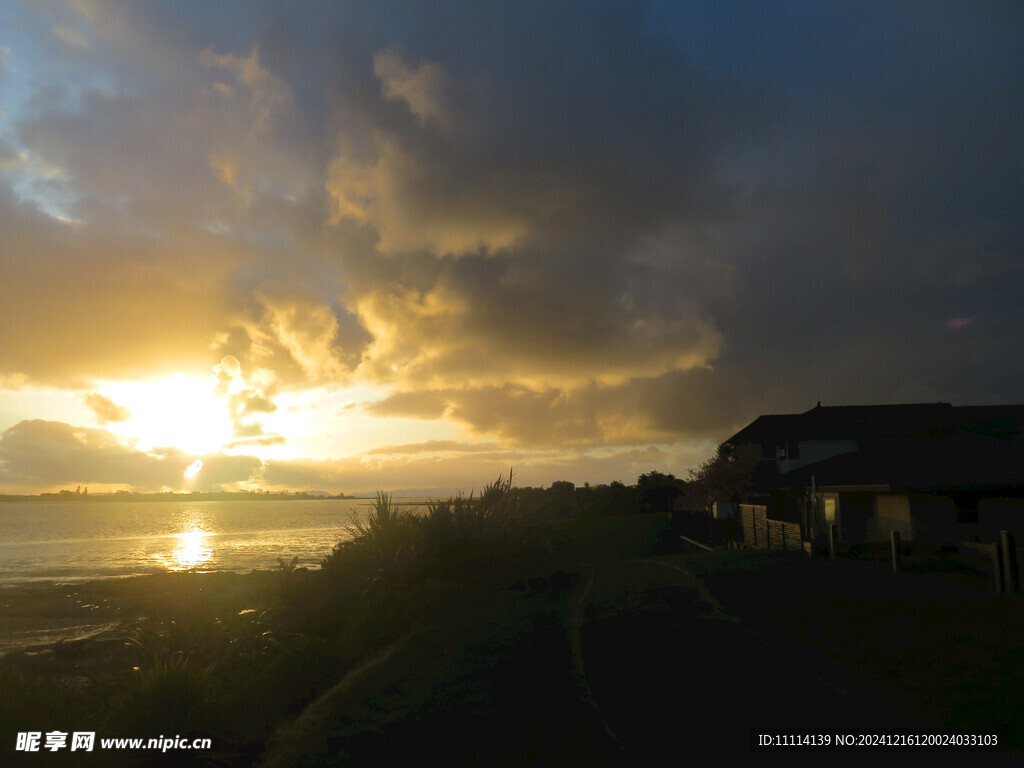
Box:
[1001,531,1020,595]
[995,542,1006,594]
[829,524,838,560]
[890,530,902,574]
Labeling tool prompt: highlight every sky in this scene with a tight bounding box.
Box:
[1,0,1022,495]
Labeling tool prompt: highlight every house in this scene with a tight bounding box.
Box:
[725,402,1024,544]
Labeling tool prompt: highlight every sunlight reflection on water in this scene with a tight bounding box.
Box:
[168,528,213,571]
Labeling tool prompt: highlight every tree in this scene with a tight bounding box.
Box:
[547,481,576,516]
[684,442,760,514]
[636,471,685,514]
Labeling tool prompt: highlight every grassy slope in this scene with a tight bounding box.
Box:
[258,512,672,767]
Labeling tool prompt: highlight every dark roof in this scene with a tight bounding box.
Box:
[754,433,1024,492]
[726,403,1024,445]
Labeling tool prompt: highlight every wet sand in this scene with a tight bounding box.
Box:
[0,570,278,657]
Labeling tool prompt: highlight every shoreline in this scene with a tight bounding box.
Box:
[0,568,293,658]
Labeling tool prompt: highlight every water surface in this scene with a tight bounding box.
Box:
[0,499,382,585]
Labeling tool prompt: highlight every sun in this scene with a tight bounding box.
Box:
[99,374,234,455]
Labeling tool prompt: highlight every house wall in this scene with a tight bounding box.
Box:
[837,492,874,542]
[872,494,912,540]
[979,497,1024,543]
[908,494,957,541]
[776,440,859,475]
[712,501,736,519]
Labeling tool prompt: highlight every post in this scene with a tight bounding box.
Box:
[1001,531,1019,595]
[995,541,1006,594]
[890,530,902,574]
[829,524,837,560]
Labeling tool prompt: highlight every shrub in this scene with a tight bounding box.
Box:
[321,492,419,598]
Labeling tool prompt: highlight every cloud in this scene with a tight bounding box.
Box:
[0,419,261,492]
[222,434,286,450]
[374,51,450,128]
[200,46,291,137]
[0,172,236,387]
[365,440,501,455]
[342,246,729,391]
[53,26,89,49]
[82,392,131,423]
[361,391,448,420]
[0,419,187,489]
[258,444,677,495]
[361,366,750,448]
[186,452,263,488]
[1,0,1022,488]
[0,417,698,494]
[211,355,283,441]
[0,373,29,391]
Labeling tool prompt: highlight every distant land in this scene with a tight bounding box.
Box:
[0,487,549,503]
[0,490,346,502]
[345,487,476,499]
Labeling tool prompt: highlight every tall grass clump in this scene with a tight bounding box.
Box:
[321,474,558,597]
[418,475,556,582]
[320,492,419,600]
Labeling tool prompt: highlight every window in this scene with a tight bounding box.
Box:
[823,497,837,526]
[777,440,799,461]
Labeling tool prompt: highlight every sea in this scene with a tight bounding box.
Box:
[0,498,427,586]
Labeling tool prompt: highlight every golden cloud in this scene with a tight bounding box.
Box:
[374,51,450,128]
[327,139,532,255]
[82,392,131,423]
[254,289,350,383]
[200,46,291,137]
[0,420,263,492]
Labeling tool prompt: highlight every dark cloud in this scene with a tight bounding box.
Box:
[362,368,751,447]
[365,440,501,455]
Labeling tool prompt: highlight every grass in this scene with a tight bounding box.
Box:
[10,498,1023,763]
[684,549,1024,751]
[0,476,598,766]
[320,475,561,594]
[33,483,1024,762]
[259,581,620,768]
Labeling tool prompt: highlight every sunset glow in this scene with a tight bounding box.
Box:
[100,376,233,455]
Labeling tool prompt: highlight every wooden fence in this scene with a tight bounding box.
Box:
[740,504,803,551]
[678,534,714,554]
